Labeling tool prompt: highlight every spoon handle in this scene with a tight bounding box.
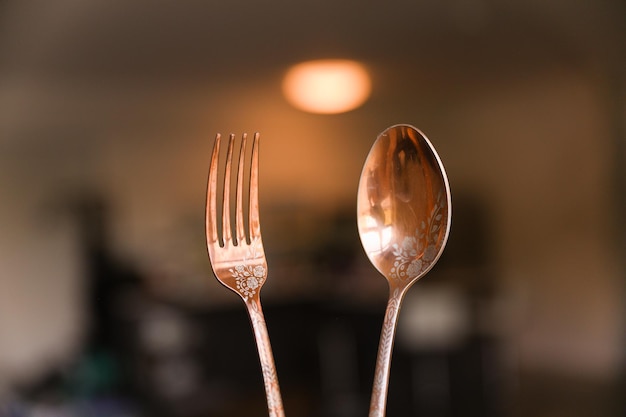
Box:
[369,287,405,417]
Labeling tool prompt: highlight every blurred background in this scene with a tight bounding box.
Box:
[0,0,625,416]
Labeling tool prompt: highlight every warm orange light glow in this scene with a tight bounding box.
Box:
[282,59,371,114]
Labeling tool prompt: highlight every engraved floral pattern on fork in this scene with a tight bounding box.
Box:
[228,237,266,300]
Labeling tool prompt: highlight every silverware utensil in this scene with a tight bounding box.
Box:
[356,124,452,417]
[206,132,285,417]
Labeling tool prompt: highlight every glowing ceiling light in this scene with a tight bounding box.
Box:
[282,59,371,114]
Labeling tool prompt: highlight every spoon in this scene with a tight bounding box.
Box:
[357,124,451,417]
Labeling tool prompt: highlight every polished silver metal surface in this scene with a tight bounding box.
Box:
[206,133,285,417]
[357,124,452,417]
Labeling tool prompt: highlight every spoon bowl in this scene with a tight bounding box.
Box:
[357,124,451,416]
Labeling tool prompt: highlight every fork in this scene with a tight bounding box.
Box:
[206,132,285,417]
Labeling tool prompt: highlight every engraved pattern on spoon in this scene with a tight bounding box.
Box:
[390,191,445,282]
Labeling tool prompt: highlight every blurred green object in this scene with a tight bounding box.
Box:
[67,349,120,398]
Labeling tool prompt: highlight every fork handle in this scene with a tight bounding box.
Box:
[245,297,285,417]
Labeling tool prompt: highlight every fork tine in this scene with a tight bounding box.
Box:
[249,132,261,241]
[235,133,248,245]
[206,133,221,246]
[222,134,236,246]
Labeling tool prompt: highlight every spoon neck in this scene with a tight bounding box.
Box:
[387,282,409,301]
